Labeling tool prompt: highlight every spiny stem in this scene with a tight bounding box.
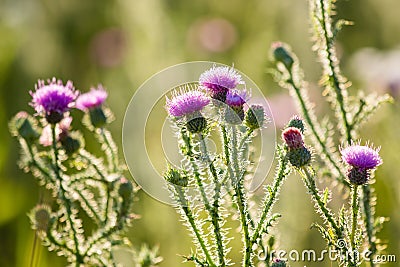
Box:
[100,128,118,172]
[301,167,341,237]
[221,125,230,166]
[362,186,376,267]
[231,126,252,267]
[199,133,226,267]
[51,125,82,266]
[176,187,216,267]
[287,68,349,187]
[180,129,211,210]
[317,0,352,144]
[350,185,359,252]
[252,152,289,244]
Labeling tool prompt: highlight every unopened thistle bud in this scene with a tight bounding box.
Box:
[282,127,304,150]
[60,135,81,155]
[244,104,265,130]
[118,177,134,201]
[10,111,40,143]
[272,42,294,71]
[30,204,52,232]
[282,126,311,167]
[118,177,134,219]
[164,167,188,187]
[287,115,305,133]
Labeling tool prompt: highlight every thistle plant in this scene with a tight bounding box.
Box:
[9,79,160,266]
[163,66,291,267]
[271,0,391,266]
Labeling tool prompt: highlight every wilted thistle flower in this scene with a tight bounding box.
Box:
[244,104,266,130]
[76,86,108,128]
[30,78,78,124]
[340,144,382,185]
[282,126,311,167]
[166,89,209,133]
[225,89,249,124]
[199,66,244,103]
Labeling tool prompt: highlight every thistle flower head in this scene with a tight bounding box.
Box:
[340,144,382,170]
[76,85,108,111]
[199,66,244,102]
[166,90,209,117]
[282,127,304,150]
[226,89,249,107]
[30,78,78,123]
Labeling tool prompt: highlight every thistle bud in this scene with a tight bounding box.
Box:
[287,115,305,133]
[89,107,107,128]
[244,104,265,130]
[30,204,52,232]
[60,135,81,155]
[164,167,188,187]
[282,127,304,150]
[288,146,312,167]
[272,42,294,71]
[186,115,207,134]
[10,112,40,143]
[118,177,134,201]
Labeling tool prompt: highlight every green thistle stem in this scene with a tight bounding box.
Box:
[251,151,289,244]
[317,0,352,144]
[51,125,82,266]
[176,187,216,267]
[350,185,359,253]
[301,167,341,237]
[199,133,226,267]
[287,68,350,187]
[100,128,119,172]
[231,126,252,267]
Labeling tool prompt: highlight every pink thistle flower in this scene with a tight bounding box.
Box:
[30,78,78,123]
[166,90,210,117]
[76,85,108,111]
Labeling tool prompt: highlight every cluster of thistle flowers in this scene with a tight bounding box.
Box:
[281,118,383,266]
[269,1,387,264]
[163,66,291,267]
[9,78,159,266]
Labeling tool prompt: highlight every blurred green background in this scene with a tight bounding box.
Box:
[1,0,399,266]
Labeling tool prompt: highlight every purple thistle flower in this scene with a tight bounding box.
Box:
[226,89,249,107]
[30,78,78,123]
[282,127,304,150]
[166,90,210,117]
[341,144,382,170]
[199,66,244,102]
[76,85,108,111]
